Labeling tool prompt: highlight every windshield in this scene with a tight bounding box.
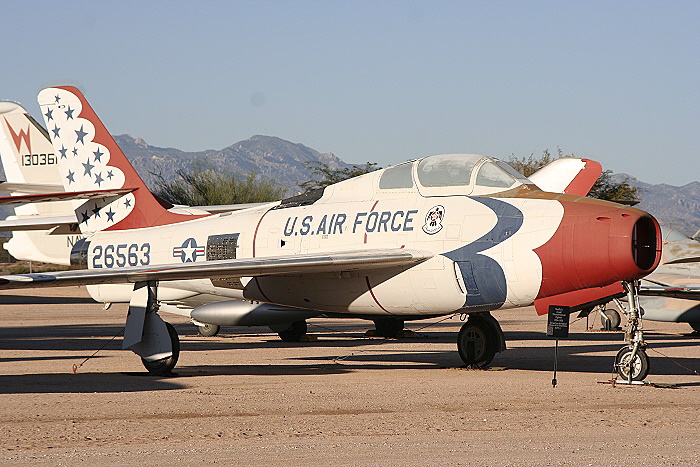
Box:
[417,154,482,187]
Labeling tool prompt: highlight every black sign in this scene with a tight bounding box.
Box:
[547,305,570,338]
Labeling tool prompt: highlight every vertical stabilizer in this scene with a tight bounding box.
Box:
[37,86,205,232]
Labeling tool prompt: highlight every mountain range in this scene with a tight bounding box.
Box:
[1,134,699,237]
[114,134,350,196]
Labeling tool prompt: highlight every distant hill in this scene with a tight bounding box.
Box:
[612,174,700,238]
[115,134,351,196]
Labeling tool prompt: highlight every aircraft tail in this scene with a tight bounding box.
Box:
[37,86,206,232]
[529,158,602,196]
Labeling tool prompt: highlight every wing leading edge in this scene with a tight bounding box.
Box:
[0,248,433,289]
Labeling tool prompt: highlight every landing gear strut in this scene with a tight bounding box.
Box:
[614,281,650,382]
[456,312,506,368]
[123,281,181,376]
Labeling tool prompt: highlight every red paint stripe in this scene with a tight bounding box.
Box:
[365,276,389,313]
[563,159,602,196]
[370,200,379,212]
[252,208,272,258]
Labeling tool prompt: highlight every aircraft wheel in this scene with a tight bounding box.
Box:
[141,322,180,376]
[198,323,220,337]
[373,318,405,338]
[457,318,496,368]
[615,346,650,382]
[600,309,621,330]
[278,320,307,342]
[690,322,700,332]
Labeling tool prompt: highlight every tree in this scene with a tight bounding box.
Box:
[508,149,640,204]
[152,160,286,206]
[298,161,380,192]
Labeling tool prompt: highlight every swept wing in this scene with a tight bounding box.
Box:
[0,248,433,289]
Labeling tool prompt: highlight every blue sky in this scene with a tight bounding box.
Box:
[2,0,698,185]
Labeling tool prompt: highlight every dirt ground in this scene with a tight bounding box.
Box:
[1,287,699,466]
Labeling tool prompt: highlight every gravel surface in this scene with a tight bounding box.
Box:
[1,287,699,466]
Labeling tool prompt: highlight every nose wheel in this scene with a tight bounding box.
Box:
[615,345,650,381]
[615,281,650,383]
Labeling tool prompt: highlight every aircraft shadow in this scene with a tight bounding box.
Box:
[299,342,700,378]
[0,294,97,305]
[0,371,185,394]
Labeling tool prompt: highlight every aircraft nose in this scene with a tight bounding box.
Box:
[535,200,662,298]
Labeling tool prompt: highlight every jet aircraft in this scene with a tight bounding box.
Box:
[0,86,663,380]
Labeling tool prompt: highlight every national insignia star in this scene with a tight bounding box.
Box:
[93,148,104,162]
[59,145,68,159]
[44,108,53,121]
[65,106,74,119]
[52,125,60,138]
[82,159,95,176]
[75,125,88,144]
[66,170,75,184]
[106,209,116,222]
[95,172,104,186]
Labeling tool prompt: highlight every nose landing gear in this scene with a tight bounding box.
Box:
[614,281,650,382]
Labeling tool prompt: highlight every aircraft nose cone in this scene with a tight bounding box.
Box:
[535,200,662,299]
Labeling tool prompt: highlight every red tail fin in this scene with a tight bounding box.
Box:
[38,86,206,230]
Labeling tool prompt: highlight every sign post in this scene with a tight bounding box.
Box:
[547,305,571,387]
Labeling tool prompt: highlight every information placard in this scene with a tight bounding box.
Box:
[547,305,570,338]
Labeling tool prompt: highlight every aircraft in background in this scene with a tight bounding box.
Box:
[634,226,700,331]
[0,86,662,381]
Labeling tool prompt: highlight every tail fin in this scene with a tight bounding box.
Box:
[37,86,205,231]
[529,158,602,196]
[0,101,80,264]
[0,101,61,190]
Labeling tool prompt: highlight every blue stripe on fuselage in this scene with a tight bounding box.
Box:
[442,197,524,311]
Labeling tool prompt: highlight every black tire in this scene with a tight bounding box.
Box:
[142,322,180,376]
[690,322,700,332]
[615,346,650,381]
[457,319,496,368]
[600,309,622,330]
[373,318,405,338]
[278,320,307,342]
[198,323,220,337]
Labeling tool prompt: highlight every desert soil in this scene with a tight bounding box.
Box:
[1,286,699,466]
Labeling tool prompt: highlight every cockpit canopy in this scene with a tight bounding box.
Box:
[379,154,530,196]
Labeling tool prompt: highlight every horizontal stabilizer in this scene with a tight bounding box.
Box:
[0,182,65,194]
[0,248,433,290]
[0,215,77,231]
[0,187,135,205]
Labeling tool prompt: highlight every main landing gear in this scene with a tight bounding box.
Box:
[614,281,650,382]
[456,312,506,368]
[123,281,181,376]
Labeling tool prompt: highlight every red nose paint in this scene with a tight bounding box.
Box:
[535,199,661,300]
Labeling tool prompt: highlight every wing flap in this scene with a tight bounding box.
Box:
[0,248,433,289]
